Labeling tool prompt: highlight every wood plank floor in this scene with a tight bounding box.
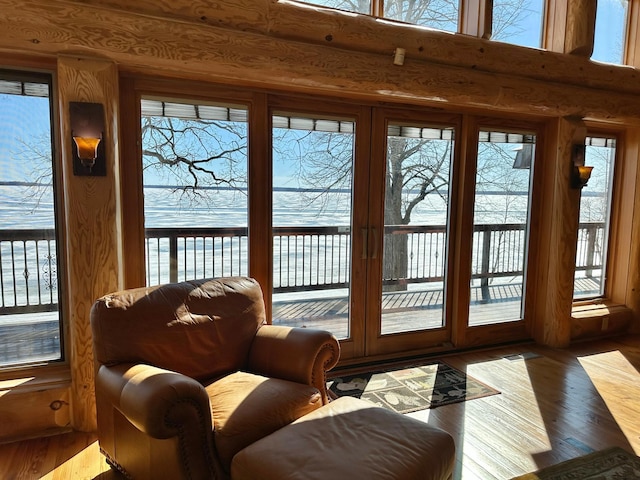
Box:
[1,334,639,479]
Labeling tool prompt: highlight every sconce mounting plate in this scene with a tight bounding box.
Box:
[70,101,106,176]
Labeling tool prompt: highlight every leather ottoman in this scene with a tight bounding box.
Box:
[231,396,455,480]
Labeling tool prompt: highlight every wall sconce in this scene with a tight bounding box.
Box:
[69,101,106,176]
[571,143,593,189]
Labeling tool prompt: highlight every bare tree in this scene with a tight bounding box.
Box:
[383,135,451,285]
[141,115,248,205]
[492,0,536,42]
[307,0,531,35]
[475,141,532,289]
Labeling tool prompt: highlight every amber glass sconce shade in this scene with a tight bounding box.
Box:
[70,101,106,176]
[72,136,101,166]
[573,165,594,188]
[571,143,593,189]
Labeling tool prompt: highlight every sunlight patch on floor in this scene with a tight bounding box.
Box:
[405,357,554,479]
[463,358,553,477]
[578,349,640,454]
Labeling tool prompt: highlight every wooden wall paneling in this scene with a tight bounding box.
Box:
[531,117,585,347]
[2,1,640,124]
[0,384,71,441]
[57,56,123,432]
[529,117,559,344]
[623,127,640,332]
[563,0,597,56]
[571,303,632,339]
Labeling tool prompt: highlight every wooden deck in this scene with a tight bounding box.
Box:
[0,278,600,364]
[273,277,601,337]
[272,286,521,337]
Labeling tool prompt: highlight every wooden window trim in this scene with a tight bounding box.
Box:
[570,123,636,339]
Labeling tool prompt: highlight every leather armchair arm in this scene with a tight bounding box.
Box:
[247,325,340,403]
[96,363,212,439]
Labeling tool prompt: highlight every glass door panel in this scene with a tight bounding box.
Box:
[574,135,616,298]
[469,130,535,326]
[140,98,249,285]
[271,113,355,340]
[380,123,454,335]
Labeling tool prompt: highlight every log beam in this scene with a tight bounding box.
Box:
[55,0,640,97]
[0,1,640,123]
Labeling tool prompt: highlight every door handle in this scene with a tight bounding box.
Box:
[361,228,368,259]
[371,227,379,259]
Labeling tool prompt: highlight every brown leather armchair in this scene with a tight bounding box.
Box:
[90,276,340,479]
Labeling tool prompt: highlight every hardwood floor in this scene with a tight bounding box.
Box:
[1,335,639,479]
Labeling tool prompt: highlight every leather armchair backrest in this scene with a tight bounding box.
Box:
[90,277,266,381]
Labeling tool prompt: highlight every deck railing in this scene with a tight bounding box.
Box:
[0,222,605,315]
[0,228,58,314]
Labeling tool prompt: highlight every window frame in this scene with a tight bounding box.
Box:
[574,124,631,309]
[573,132,618,301]
[0,67,67,375]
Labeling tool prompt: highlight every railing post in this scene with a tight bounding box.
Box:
[585,224,597,278]
[480,229,491,302]
[169,236,178,283]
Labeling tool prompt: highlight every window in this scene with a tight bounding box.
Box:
[0,71,62,367]
[300,0,371,14]
[592,0,629,64]
[492,0,545,48]
[271,113,355,340]
[384,1,458,32]
[140,98,249,286]
[298,0,459,33]
[469,130,535,326]
[300,0,549,39]
[574,135,616,299]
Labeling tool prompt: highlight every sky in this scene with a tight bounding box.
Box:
[593,0,628,64]
[0,94,51,183]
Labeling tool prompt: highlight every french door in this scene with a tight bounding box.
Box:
[363,109,459,356]
[128,81,540,363]
[268,100,370,359]
[267,103,463,359]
